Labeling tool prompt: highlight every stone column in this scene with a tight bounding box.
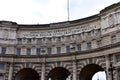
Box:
[8,63,13,80]
[105,55,111,80]
[72,61,77,80]
[41,63,45,80]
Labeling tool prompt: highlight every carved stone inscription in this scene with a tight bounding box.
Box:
[23,25,97,38]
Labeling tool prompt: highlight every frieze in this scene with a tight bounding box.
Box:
[22,25,98,38]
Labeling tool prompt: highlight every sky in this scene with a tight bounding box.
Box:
[0,0,120,24]
[92,71,106,80]
[0,0,116,80]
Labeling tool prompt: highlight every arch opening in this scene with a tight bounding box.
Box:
[79,64,106,80]
[47,67,71,80]
[92,71,106,80]
[15,68,39,80]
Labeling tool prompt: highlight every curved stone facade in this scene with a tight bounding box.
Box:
[0,2,120,80]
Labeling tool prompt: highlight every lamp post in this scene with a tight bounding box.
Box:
[108,63,116,80]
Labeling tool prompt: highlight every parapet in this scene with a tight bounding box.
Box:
[0,20,17,27]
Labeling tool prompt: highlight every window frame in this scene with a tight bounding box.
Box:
[57,47,61,54]
[1,47,6,55]
[36,48,41,55]
[17,48,21,55]
[26,48,31,56]
[87,42,92,50]
[77,44,81,52]
[111,35,116,44]
[47,48,52,54]
[66,46,70,53]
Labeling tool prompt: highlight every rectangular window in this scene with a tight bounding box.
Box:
[87,42,92,50]
[116,55,120,62]
[67,36,70,40]
[27,39,31,43]
[111,35,116,44]
[0,63,4,69]
[57,47,61,54]
[47,48,52,54]
[77,44,81,51]
[97,40,102,47]
[26,48,31,56]
[36,48,41,55]
[66,46,70,53]
[1,47,6,55]
[57,37,61,41]
[17,38,22,43]
[17,48,21,55]
[48,38,52,41]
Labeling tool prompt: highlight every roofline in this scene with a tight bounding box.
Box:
[0,2,119,29]
[100,1,120,13]
[18,14,99,29]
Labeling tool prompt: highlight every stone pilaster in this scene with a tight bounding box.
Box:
[73,61,77,80]
[8,63,13,80]
[41,63,45,80]
[105,55,111,80]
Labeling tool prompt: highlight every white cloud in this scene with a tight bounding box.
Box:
[0,0,119,24]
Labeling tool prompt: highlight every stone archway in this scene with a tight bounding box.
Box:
[47,67,71,80]
[79,64,106,80]
[15,68,39,80]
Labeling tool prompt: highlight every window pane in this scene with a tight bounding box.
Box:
[1,47,6,55]
[36,48,41,55]
[77,44,81,51]
[17,48,21,55]
[116,55,120,62]
[111,35,116,44]
[97,40,102,47]
[57,47,61,54]
[87,42,92,50]
[27,48,31,55]
[66,46,70,53]
[0,63,4,69]
[47,48,52,54]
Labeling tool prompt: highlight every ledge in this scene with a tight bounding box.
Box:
[0,42,120,59]
[18,14,99,29]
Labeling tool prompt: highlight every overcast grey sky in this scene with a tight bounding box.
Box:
[0,0,117,80]
[0,0,119,24]
[92,71,106,80]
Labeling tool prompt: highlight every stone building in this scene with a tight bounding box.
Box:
[0,2,120,80]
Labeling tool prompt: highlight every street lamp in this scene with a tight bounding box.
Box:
[108,63,116,80]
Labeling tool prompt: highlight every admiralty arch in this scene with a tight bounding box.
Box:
[0,2,120,80]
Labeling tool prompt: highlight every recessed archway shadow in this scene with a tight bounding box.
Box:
[47,67,71,80]
[79,64,106,80]
[15,68,39,80]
